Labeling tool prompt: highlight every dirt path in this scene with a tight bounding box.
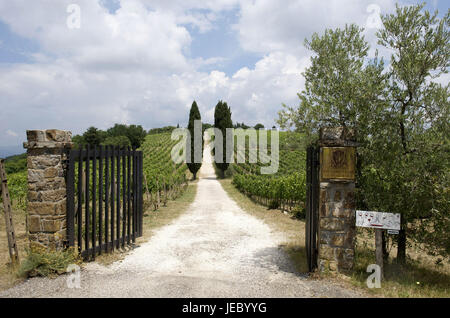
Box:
[0,144,362,298]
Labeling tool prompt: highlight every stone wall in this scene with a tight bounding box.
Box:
[24,130,73,250]
[319,182,356,271]
[318,127,357,272]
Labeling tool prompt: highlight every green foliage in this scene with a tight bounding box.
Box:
[203,123,213,131]
[83,126,106,146]
[4,153,27,174]
[254,123,265,130]
[102,135,132,148]
[214,100,233,175]
[148,126,177,135]
[230,131,307,213]
[278,3,450,258]
[186,101,202,179]
[76,124,147,149]
[362,3,449,259]
[278,23,386,135]
[17,245,81,278]
[234,122,250,129]
[108,124,146,148]
[0,170,27,210]
[72,135,85,149]
[142,133,189,195]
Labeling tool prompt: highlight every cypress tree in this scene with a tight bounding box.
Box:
[214,100,233,178]
[187,101,202,180]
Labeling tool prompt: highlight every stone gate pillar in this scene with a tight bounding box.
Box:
[318,127,358,272]
[24,130,73,250]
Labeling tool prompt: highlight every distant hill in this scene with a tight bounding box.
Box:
[0,145,25,158]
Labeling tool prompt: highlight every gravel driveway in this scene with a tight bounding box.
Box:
[0,145,362,298]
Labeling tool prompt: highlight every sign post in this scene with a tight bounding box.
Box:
[356,210,401,281]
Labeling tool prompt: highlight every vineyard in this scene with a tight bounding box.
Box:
[0,170,27,211]
[230,130,307,215]
[141,132,191,210]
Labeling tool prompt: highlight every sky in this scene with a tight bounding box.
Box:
[0,0,448,153]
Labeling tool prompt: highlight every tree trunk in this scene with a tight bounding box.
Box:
[397,227,406,264]
[382,230,389,262]
[193,172,197,180]
[375,229,384,281]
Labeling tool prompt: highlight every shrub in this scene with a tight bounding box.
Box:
[17,245,82,278]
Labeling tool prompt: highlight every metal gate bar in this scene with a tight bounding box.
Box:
[66,145,143,260]
[306,145,319,272]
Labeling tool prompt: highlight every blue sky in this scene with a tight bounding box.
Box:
[0,0,448,155]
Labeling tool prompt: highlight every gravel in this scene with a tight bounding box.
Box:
[0,145,363,298]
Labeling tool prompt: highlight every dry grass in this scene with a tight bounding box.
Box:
[0,208,28,292]
[348,228,450,298]
[0,182,197,289]
[219,179,309,273]
[95,181,198,266]
[220,178,450,298]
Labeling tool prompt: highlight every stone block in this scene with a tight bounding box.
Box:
[54,200,67,215]
[331,207,353,218]
[26,130,46,142]
[320,231,332,245]
[320,189,328,203]
[28,216,41,233]
[28,156,60,169]
[46,129,72,142]
[331,233,345,247]
[344,191,355,209]
[320,217,347,231]
[320,202,328,217]
[28,202,56,216]
[333,190,341,202]
[320,244,335,260]
[329,261,338,271]
[41,189,66,202]
[28,170,44,183]
[42,219,61,232]
[44,167,58,178]
[27,191,41,202]
[319,127,358,146]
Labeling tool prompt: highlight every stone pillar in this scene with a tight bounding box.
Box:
[24,130,73,250]
[318,127,358,272]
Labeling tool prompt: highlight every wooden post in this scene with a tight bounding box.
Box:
[0,159,19,264]
[143,174,151,201]
[375,229,384,281]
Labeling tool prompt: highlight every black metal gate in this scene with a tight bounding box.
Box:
[66,145,143,260]
[305,145,319,272]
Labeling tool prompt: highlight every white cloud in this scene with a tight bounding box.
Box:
[0,0,434,148]
[6,130,18,137]
[234,0,397,55]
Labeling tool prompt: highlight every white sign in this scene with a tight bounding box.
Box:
[356,210,401,230]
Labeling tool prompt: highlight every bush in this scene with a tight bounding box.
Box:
[291,206,306,219]
[17,245,82,278]
[102,135,132,148]
[4,153,27,174]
